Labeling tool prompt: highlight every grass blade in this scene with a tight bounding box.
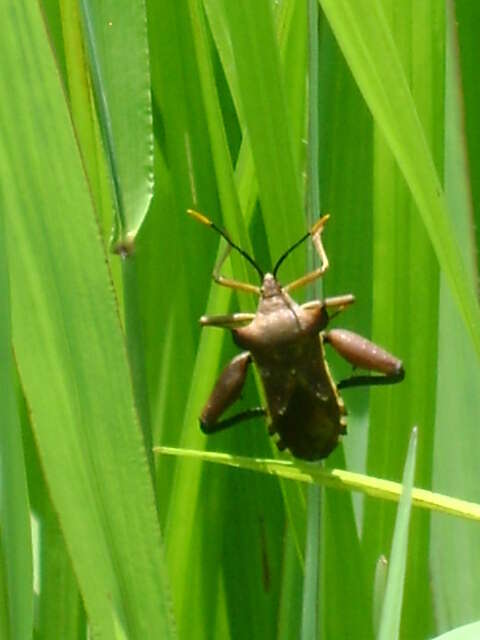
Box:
[361,3,444,636]
[377,428,417,640]
[454,1,480,249]
[319,0,480,363]
[301,3,321,638]
[321,452,373,639]
[277,528,303,639]
[222,0,305,278]
[0,165,33,640]
[373,555,388,636]
[432,621,480,640]
[431,1,480,632]
[301,488,320,640]
[79,0,153,245]
[156,446,480,522]
[0,4,174,637]
[59,0,113,247]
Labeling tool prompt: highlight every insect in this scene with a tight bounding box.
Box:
[189,209,404,461]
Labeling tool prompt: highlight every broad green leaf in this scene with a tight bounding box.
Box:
[71,0,155,459]
[143,0,217,455]
[362,3,443,637]
[60,0,113,244]
[79,0,153,245]
[431,2,480,632]
[35,488,85,638]
[321,452,372,639]
[186,0,253,276]
[277,528,303,639]
[319,0,480,364]
[378,428,417,640]
[454,1,480,251]
[0,154,33,640]
[21,393,85,640]
[432,621,480,640]
[221,0,305,280]
[0,534,9,639]
[0,4,173,637]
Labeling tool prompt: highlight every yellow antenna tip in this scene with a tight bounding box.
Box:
[187,209,213,227]
[311,213,330,235]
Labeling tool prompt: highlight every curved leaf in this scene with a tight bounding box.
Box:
[0,4,173,637]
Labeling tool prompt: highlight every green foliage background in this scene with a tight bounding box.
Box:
[1,1,480,639]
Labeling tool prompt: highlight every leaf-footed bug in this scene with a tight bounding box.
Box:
[189,210,404,461]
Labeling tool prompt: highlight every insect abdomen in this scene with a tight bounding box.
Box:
[271,383,344,460]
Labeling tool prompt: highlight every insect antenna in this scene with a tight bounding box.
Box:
[273,215,330,278]
[188,209,264,281]
[272,231,310,277]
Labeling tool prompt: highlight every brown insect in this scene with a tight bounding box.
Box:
[189,210,404,461]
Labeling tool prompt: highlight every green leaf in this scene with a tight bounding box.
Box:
[155,446,480,522]
[277,528,303,639]
[321,451,372,639]
[454,1,480,250]
[432,621,480,640]
[301,486,320,640]
[79,0,154,244]
[360,3,443,636]
[0,158,32,640]
[319,0,480,363]
[431,2,480,632]
[377,428,417,640]
[221,0,305,279]
[60,0,113,246]
[0,4,173,637]
[373,555,388,635]
[35,488,85,638]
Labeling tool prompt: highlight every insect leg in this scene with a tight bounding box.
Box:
[202,407,266,433]
[302,294,355,317]
[201,352,266,433]
[324,294,355,312]
[212,244,261,295]
[323,329,405,389]
[300,295,355,331]
[188,209,261,295]
[283,215,330,292]
[200,312,255,328]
